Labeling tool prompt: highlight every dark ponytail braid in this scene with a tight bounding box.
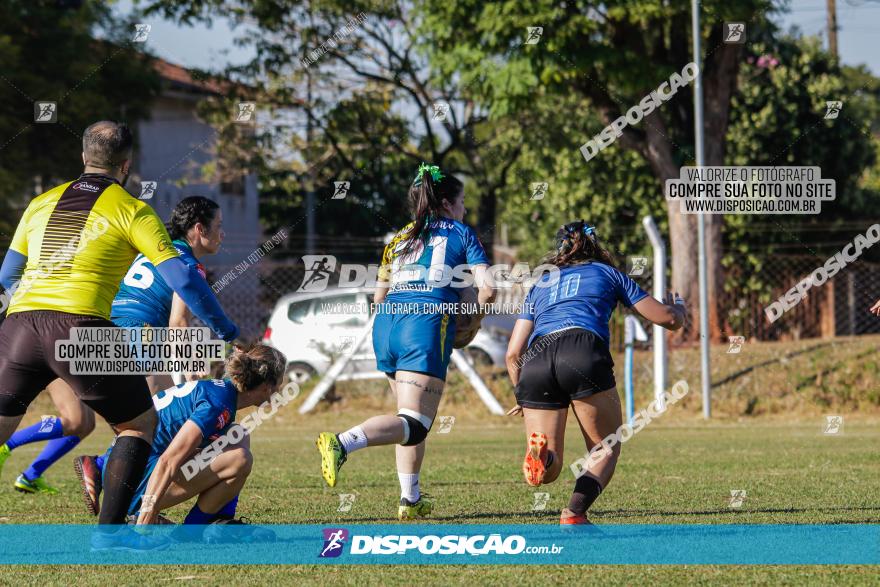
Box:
[544,220,616,268]
[399,163,463,259]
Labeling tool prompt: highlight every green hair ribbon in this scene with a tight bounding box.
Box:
[413,162,444,186]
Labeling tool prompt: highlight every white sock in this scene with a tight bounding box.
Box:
[337,426,368,454]
[398,472,420,503]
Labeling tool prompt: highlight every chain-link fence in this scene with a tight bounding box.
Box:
[209,239,880,348]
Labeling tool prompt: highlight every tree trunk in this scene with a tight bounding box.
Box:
[642,112,701,343]
[702,37,744,342]
[476,188,496,261]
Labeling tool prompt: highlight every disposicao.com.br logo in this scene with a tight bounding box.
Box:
[318,528,563,558]
[320,528,349,558]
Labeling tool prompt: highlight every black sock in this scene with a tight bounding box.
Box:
[545,451,555,469]
[98,436,152,525]
[568,475,603,516]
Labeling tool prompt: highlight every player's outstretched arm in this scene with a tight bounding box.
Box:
[156,258,239,341]
[472,264,496,307]
[136,420,203,525]
[632,293,687,331]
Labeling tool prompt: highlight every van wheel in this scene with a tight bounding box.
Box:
[286,362,317,385]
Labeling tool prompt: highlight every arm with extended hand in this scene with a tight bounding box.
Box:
[136,421,203,525]
[632,292,687,331]
[156,258,239,341]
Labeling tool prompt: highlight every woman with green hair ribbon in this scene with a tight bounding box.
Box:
[316,161,496,520]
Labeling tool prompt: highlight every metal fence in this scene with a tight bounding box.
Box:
[209,242,880,347]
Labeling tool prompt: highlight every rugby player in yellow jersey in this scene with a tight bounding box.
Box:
[0,121,239,550]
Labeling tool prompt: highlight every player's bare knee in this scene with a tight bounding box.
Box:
[62,415,94,438]
[225,446,253,477]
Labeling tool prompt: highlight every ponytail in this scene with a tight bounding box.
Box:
[544,220,616,268]
[224,343,287,392]
[399,163,463,259]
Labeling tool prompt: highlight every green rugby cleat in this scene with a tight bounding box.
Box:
[14,474,59,495]
[398,495,433,520]
[316,432,346,488]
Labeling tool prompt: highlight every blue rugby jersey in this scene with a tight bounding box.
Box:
[519,262,648,345]
[111,239,205,326]
[378,217,490,303]
[150,378,238,455]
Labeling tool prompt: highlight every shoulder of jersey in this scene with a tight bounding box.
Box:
[173,242,195,258]
[30,181,74,205]
[107,182,146,204]
[430,217,471,234]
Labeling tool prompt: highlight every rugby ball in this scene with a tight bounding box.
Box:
[454,286,482,348]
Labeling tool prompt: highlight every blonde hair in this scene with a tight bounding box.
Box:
[223,344,287,392]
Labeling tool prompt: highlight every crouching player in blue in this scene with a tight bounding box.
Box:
[81,344,286,545]
[316,163,495,520]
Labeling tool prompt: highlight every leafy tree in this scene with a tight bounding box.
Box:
[0,0,160,241]
[141,0,535,255]
[417,0,779,340]
[725,36,878,276]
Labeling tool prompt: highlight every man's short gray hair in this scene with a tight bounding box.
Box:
[82,121,133,169]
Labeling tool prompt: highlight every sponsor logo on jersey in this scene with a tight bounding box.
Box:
[72,182,101,193]
[216,408,231,429]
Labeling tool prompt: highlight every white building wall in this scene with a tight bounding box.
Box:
[134,95,263,338]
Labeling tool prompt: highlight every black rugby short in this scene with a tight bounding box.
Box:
[515,328,616,409]
[0,310,152,424]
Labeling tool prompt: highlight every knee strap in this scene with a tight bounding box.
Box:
[397,409,433,446]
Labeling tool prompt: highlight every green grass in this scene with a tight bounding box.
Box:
[0,337,879,584]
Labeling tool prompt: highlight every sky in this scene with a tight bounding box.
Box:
[115,0,880,74]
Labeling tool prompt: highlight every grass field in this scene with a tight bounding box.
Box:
[0,337,878,584]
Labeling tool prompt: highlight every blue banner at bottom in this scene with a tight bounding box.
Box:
[0,524,876,565]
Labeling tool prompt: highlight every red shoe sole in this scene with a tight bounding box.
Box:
[73,457,100,516]
[523,432,548,486]
[560,515,590,525]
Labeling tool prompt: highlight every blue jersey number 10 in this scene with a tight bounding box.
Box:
[548,274,580,305]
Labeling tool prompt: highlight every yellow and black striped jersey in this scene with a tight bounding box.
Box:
[378,221,415,283]
[7,174,178,318]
